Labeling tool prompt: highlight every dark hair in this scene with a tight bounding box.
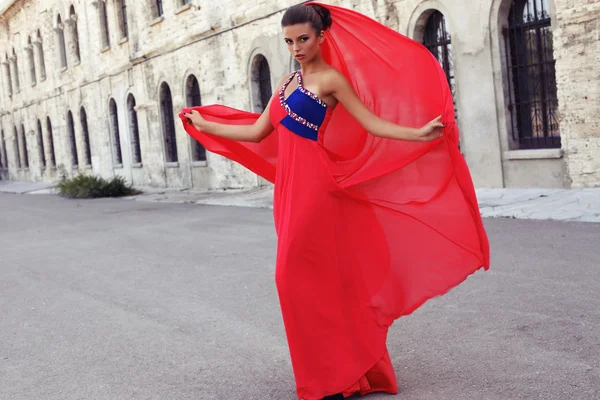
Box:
[281,4,333,34]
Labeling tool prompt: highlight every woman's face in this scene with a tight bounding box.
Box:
[283,23,323,64]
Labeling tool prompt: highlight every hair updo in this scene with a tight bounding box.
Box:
[281,4,333,34]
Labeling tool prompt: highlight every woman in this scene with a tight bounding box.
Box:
[182,3,490,400]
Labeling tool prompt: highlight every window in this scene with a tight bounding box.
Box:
[27,37,36,85]
[37,119,46,168]
[109,99,123,165]
[99,1,110,48]
[13,126,21,169]
[57,14,68,68]
[3,54,13,97]
[422,11,456,118]
[159,82,178,163]
[116,0,129,39]
[11,48,20,92]
[80,107,92,166]
[185,75,206,162]
[250,54,272,113]
[0,130,7,169]
[67,111,78,167]
[505,0,559,149]
[154,0,164,18]
[127,94,142,164]
[46,117,57,167]
[36,31,47,81]
[69,6,81,63]
[20,125,29,169]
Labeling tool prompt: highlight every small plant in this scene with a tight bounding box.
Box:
[56,174,141,199]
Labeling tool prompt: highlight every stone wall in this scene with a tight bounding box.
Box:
[553,0,600,188]
[0,0,598,189]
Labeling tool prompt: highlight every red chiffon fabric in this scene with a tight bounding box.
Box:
[179,3,489,399]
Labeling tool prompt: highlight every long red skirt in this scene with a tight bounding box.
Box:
[180,3,490,399]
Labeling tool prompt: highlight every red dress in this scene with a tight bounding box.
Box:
[179,4,490,399]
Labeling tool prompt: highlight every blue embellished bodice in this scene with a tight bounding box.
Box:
[278,71,329,141]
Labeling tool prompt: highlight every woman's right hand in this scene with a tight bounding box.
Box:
[183,110,207,131]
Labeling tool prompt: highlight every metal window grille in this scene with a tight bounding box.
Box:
[67,111,78,167]
[80,107,92,166]
[100,1,110,47]
[37,31,47,80]
[155,0,164,17]
[120,0,129,38]
[46,118,56,167]
[127,95,142,164]
[37,120,46,168]
[5,56,13,96]
[28,38,36,85]
[423,11,456,117]
[12,49,20,91]
[70,7,81,62]
[186,75,206,162]
[109,99,123,165]
[505,0,560,149]
[258,57,272,112]
[57,16,68,68]
[13,126,21,169]
[0,130,7,169]
[20,125,29,169]
[160,83,178,163]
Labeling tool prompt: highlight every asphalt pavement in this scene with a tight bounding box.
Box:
[1,193,599,400]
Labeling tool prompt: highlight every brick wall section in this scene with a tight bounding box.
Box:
[553,0,600,188]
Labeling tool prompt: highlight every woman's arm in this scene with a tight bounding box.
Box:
[326,70,444,142]
[183,75,288,143]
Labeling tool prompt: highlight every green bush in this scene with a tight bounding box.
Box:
[57,175,141,199]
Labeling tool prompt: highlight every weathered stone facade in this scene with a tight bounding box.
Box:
[0,0,598,188]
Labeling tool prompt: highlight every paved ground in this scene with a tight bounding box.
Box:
[2,180,600,223]
[1,193,599,400]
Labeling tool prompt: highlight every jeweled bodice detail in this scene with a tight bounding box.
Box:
[278,71,328,141]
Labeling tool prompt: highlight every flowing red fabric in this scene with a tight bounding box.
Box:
[179,3,490,399]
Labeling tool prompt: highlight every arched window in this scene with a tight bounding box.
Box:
[27,37,36,85]
[153,0,164,18]
[99,1,110,48]
[159,83,178,163]
[80,107,92,166]
[250,54,272,113]
[67,111,78,167]
[3,54,13,97]
[69,6,81,63]
[0,130,7,170]
[127,94,142,164]
[422,11,456,116]
[37,119,46,168]
[185,75,206,162]
[505,0,559,149]
[116,0,129,39]
[13,126,21,169]
[46,117,57,167]
[20,124,29,169]
[57,14,68,68]
[36,30,47,81]
[109,98,123,165]
[11,48,20,92]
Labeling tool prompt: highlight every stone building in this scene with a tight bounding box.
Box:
[0,0,598,189]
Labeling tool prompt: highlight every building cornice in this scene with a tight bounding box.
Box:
[0,0,19,17]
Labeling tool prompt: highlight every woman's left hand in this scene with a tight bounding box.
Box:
[415,116,445,142]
